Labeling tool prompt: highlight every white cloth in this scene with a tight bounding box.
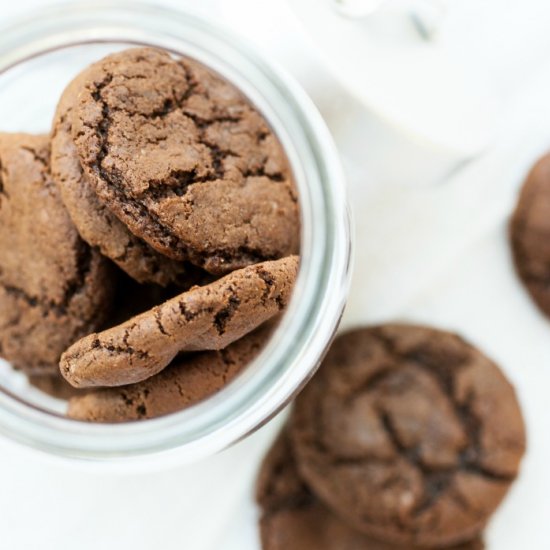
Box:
[0,0,549,548]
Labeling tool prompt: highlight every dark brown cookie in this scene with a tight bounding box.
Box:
[61,255,298,388]
[510,152,550,317]
[289,325,526,548]
[257,431,485,550]
[67,321,273,422]
[0,133,113,374]
[70,47,300,274]
[51,71,191,286]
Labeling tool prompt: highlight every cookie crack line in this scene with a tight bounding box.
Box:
[90,337,150,360]
[20,145,48,170]
[154,309,169,337]
[213,288,241,336]
[139,168,219,201]
[0,145,49,207]
[90,73,114,186]
[182,110,291,186]
[304,398,397,531]
[380,411,454,518]
[375,331,516,482]
[0,158,7,201]
[117,387,149,419]
[0,243,93,317]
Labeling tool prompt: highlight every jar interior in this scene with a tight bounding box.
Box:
[0,6,349,461]
[0,40,306,420]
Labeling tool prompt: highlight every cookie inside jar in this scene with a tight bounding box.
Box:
[0,47,301,422]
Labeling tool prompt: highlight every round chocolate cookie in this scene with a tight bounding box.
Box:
[510,152,550,317]
[70,47,300,274]
[67,321,273,422]
[289,325,526,548]
[257,430,485,550]
[0,133,113,374]
[51,71,191,286]
[61,255,298,388]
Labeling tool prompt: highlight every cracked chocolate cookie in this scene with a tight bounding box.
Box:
[51,71,191,286]
[0,133,113,374]
[510,152,550,318]
[289,325,526,548]
[61,255,298,388]
[67,321,273,422]
[257,430,485,550]
[70,47,300,274]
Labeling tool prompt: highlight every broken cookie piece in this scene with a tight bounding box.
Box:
[68,321,273,422]
[61,256,298,388]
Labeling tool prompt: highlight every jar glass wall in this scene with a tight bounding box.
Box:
[0,2,351,466]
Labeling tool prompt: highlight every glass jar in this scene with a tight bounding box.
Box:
[0,2,351,466]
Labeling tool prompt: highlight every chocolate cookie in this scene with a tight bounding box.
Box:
[61,255,298,388]
[70,47,300,274]
[510,152,550,317]
[67,321,273,422]
[257,431,484,550]
[51,71,191,286]
[0,133,113,374]
[289,325,526,548]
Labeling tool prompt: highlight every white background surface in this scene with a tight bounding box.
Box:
[0,0,550,548]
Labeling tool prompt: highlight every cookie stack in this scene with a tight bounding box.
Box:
[257,325,526,549]
[0,47,300,421]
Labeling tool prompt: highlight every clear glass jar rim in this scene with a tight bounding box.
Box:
[0,1,351,467]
